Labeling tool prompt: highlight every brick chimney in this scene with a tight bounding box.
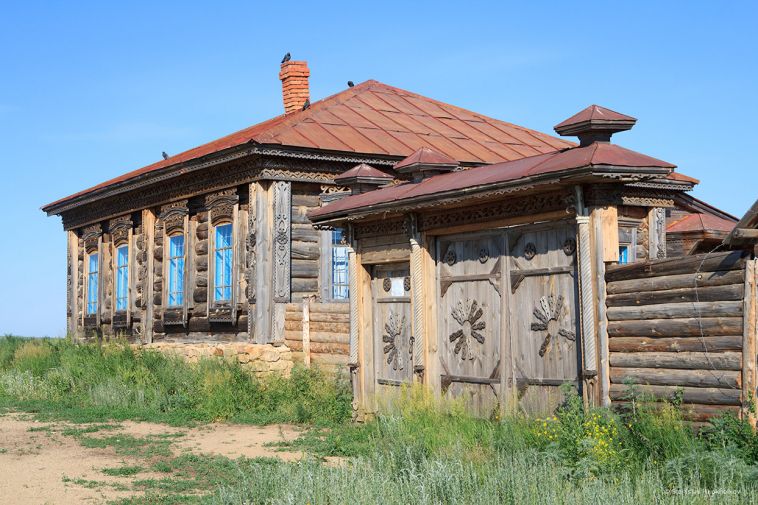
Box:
[279,60,310,114]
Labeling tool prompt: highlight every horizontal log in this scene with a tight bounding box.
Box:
[609,336,742,353]
[610,367,740,388]
[285,312,350,324]
[285,319,350,333]
[310,303,351,314]
[610,351,741,371]
[293,278,318,293]
[609,384,741,405]
[292,210,312,225]
[361,246,409,264]
[606,284,744,307]
[607,301,742,321]
[291,259,319,279]
[292,194,321,207]
[608,317,743,338]
[285,340,349,354]
[605,251,747,282]
[612,401,740,422]
[607,269,745,295]
[291,226,320,243]
[291,291,317,302]
[292,241,319,260]
[284,330,350,344]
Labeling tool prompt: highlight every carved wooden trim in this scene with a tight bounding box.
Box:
[347,225,359,367]
[82,224,102,253]
[354,218,407,239]
[273,181,291,303]
[108,215,133,246]
[205,188,239,226]
[159,200,189,235]
[576,215,597,375]
[584,186,676,208]
[418,191,574,232]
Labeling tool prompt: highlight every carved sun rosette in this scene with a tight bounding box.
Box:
[382,312,406,371]
[531,295,575,357]
[449,300,486,361]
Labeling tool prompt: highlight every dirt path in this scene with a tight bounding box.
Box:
[0,413,305,504]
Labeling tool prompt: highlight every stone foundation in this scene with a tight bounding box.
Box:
[133,342,294,378]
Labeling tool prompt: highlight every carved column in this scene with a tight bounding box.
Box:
[347,225,359,367]
[649,207,667,260]
[254,181,273,343]
[246,182,257,341]
[67,230,79,338]
[142,209,156,343]
[576,215,597,376]
[272,180,292,345]
[408,215,426,375]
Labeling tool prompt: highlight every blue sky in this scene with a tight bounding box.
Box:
[1,1,756,336]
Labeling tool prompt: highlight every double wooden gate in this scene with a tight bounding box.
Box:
[436,222,581,415]
[366,221,582,416]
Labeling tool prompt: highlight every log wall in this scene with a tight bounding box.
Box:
[605,250,756,422]
[284,300,349,372]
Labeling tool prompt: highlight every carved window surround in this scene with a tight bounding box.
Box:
[159,201,189,326]
[81,224,102,329]
[205,189,240,322]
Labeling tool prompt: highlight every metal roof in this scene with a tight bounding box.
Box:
[44,80,573,211]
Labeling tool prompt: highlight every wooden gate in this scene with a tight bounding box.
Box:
[436,222,580,416]
[371,263,413,394]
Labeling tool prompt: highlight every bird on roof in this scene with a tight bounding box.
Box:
[347,81,354,87]
[302,99,310,111]
[161,151,169,160]
[281,52,291,64]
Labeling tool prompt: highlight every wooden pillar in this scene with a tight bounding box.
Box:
[272,180,292,345]
[591,210,611,407]
[67,230,79,338]
[254,181,273,343]
[347,226,359,367]
[420,232,440,394]
[357,252,374,416]
[742,258,757,426]
[302,295,311,367]
[576,214,597,379]
[143,209,156,343]
[246,182,257,341]
[408,215,426,379]
[649,207,667,260]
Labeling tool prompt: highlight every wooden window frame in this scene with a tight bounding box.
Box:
[210,220,236,307]
[320,229,350,303]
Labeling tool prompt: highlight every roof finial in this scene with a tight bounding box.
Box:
[554,105,636,147]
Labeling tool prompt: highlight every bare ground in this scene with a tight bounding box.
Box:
[0,412,305,504]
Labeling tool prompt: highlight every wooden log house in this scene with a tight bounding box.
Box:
[308,105,729,416]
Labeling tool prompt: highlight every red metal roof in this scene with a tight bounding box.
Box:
[667,213,737,234]
[394,146,459,170]
[309,142,678,220]
[554,105,636,131]
[45,80,574,210]
[334,163,393,183]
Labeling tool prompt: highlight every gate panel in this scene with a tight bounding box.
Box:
[507,222,580,415]
[371,264,413,394]
[437,233,503,416]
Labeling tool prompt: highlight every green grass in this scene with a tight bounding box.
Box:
[0,336,351,426]
[5,335,758,504]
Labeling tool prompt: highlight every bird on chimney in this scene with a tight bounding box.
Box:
[347,81,354,87]
[161,151,169,160]
[302,99,310,111]
[281,52,291,64]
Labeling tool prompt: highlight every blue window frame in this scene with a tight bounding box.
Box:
[87,253,99,314]
[618,245,630,265]
[331,230,349,300]
[214,223,233,302]
[167,235,185,307]
[115,245,129,311]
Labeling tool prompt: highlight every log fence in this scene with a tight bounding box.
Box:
[605,250,757,425]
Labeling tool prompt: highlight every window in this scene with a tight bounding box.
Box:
[618,245,630,265]
[86,253,99,314]
[115,245,129,311]
[214,223,233,302]
[331,230,349,300]
[167,234,185,307]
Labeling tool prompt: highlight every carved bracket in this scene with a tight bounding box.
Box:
[205,188,238,226]
[109,216,133,246]
[159,200,189,235]
[82,223,102,253]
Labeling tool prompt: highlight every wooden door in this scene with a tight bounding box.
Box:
[371,263,413,396]
[437,233,504,416]
[507,222,580,415]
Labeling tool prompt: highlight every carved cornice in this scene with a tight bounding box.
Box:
[418,190,575,232]
[354,218,408,239]
[204,188,238,225]
[585,186,676,208]
[159,200,189,235]
[82,223,102,252]
[108,215,133,246]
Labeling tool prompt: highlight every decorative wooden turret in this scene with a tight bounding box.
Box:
[394,147,459,182]
[334,163,394,195]
[554,105,637,147]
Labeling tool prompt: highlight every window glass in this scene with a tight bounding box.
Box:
[87,253,99,314]
[618,245,630,265]
[116,245,129,311]
[214,224,233,302]
[331,229,349,300]
[168,235,185,307]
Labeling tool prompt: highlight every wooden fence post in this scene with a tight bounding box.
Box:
[742,258,757,427]
[302,295,312,367]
